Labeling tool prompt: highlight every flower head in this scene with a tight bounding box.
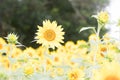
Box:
[35,20,65,49]
[5,33,18,44]
[0,44,3,50]
[92,11,109,25]
[93,11,109,25]
[24,66,34,76]
[92,61,120,80]
[68,68,84,80]
[98,11,109,24]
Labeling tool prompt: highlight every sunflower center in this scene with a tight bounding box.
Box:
[105,75,119,80]
[54,57,59,62]
[0,44,3,50]
[44,29,56,41]
[71,73,78,79]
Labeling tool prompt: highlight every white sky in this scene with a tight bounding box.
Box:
[106,0,120,20]
[105,0,120,40]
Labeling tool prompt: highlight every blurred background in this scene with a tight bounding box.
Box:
[0,0,109,48]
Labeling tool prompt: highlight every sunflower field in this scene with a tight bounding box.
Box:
[0,11,120,80]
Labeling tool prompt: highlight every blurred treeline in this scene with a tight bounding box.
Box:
[0,0,109,47]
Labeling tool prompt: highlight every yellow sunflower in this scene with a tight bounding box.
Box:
[92,11,109,24]
[0,37,6,50]
[35,20,65,49]
[97,11,109,24]
[68,68,85,80]
[92,61,120,80]
[24,65,34,76]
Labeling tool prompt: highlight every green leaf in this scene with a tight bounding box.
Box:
[0,72,8,80]
[79,27,96,33]
[91,15,97,19]
[79,44,89,48]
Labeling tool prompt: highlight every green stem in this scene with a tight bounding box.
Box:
[43,47,49,75]
[119,27,120,41]
[93,23,103,65]
[97,23,102,38]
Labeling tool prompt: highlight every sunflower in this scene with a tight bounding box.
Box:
[24,65,34,76]
[5,33,18,44]
[0,37,7,50]
[0,44,3,50]
[92,11,109,24]
[92,61,120,80]
[35,20,65,49]
[97,11,109,24]
[68,68,85,80]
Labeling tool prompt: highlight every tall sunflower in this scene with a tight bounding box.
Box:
[92,61,120,80]
[35,20,65,49]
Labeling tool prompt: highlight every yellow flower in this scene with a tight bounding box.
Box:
[0,37,6,44]
[0,44,3,50]
[99,44,107,57]
[50,71,56,78]
[65,41,77,54]
[89,34,99,41]
[76,40,87,47]
[57,46,66,54]
[24,66,34,75]
[12,62,21,71]
[0,37,7,50]
[92,61,120,80]
[56,68,64,76]
[23,47,36,57]
[5,33,18,44]
[102,33,111,43]
[11,47,22,58]
[36,46,45,59]
[35,20,65,49]
[68,68,84,80]
[0,57,10,69]
[52,54,63,66]
[97,11,109,24]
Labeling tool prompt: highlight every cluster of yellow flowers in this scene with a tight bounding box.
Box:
[0,11,120,80]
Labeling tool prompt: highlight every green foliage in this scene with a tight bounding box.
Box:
[0,72,8,80]
[0,0,109,47]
